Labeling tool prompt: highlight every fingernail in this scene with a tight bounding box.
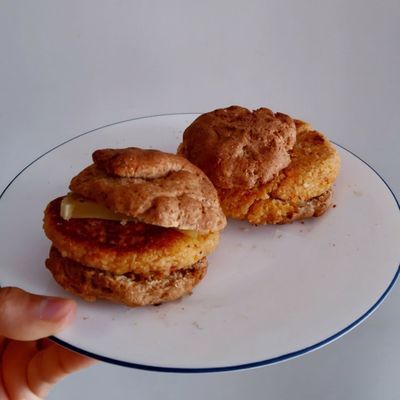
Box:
[39,298,75,322]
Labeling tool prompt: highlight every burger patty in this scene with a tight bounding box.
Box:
[46,247,208,307]
[43,197,219,275]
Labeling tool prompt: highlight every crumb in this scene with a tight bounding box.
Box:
[353,190,362,197]
[192,321,203,330]
[153,303,162,307]
[251,244,257,249]
[82,316,89,320]
[301,221,305,225]
[332,204,337,208]
[239,227,250,232]
[277,234,282,239]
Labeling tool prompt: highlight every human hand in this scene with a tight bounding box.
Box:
[0,287,96,399]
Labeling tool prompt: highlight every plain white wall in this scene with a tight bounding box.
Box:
[1,0,399,192]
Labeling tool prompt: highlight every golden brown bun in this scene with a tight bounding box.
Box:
[179,106,296,189]
[218,120,340,224]
[43,197,219,275]
[46,247,207,307]
[70,147,226,233]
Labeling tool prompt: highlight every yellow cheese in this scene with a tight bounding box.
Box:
[180,229,199,238]
[60,193,134,221]
[60,193,200,237]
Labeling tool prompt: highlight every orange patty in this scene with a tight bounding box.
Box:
[43,197,219,275]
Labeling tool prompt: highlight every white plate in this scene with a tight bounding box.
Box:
[1,114,399,372]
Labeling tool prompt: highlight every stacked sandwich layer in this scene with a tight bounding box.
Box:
[43,147,226,306]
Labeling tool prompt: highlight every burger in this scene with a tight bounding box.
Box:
[43,147,226,306]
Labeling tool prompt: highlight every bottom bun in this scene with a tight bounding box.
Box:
[46,247,208,307]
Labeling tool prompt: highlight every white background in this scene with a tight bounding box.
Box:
[1,1,399,399]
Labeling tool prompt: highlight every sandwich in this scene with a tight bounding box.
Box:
[178,105,340,224]
[43,147,226,306]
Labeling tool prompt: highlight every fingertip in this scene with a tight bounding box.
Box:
[39,297,76,325]
[62,299,77,326]
[0,287,78,340]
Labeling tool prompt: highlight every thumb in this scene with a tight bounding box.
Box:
[0,287,76,341]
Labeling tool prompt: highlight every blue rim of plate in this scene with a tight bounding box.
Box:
[1,113,399,373]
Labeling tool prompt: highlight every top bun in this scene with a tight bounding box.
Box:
[179,106,296,189]
[69,147,227,232]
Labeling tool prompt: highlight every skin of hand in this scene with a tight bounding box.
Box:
[0,287,96,400]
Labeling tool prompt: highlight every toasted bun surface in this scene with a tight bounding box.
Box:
[46,247,207,306]
[43,197,219,275]
[70,147,226,232]
[179,106,297,189]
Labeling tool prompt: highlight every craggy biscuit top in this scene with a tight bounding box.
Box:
[93,147,192,179]
[69,147,227,232]
[179,106,297,189]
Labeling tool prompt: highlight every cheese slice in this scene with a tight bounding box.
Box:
[60,193,200,237]
[180,229,199,238]
[60,193,134,221]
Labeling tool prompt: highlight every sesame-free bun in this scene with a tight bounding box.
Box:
[70,147,227,233]
[46,247,208,307]
[178,106,297,189]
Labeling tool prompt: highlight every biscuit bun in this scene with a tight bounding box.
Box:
[46,247,208,307]
[70,147,226,233]
[178,105,296,189]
